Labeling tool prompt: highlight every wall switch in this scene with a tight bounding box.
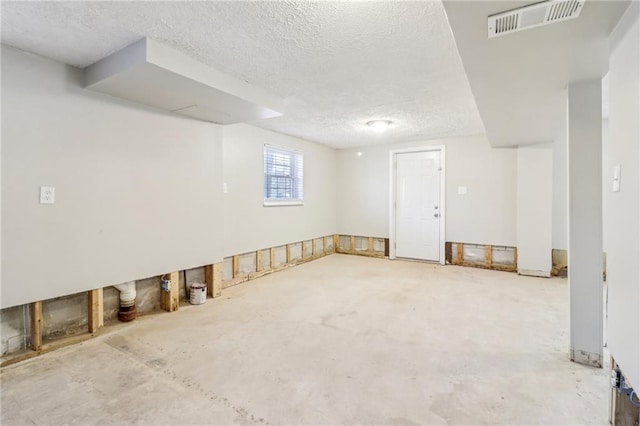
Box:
[40,186,55,204]
[612,164,621,192]
[457,186,467,195]
[222,183,228,194]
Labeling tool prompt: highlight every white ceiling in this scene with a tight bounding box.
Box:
[1,1,486,149]
[442,0,629,147]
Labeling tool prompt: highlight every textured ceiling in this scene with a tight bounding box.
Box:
[1,1,485,149]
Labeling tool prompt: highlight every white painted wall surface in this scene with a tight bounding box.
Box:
[567,79,604,366]
[1,46,224,309]
[517,145,553,277]
[605,2,639,389]
[552,107,568,251]
[222,124,336,256]
[336,135,517,246]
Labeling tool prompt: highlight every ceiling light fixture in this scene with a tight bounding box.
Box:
[366,120,392,132]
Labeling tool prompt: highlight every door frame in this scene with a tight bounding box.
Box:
[389,145,446,264]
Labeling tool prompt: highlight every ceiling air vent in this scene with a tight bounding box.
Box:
[488,0,585,39]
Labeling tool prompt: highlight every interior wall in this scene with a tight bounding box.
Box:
[552,105,568,251]
[336,135,517,246]
[222,124,337,256]
[1,45,224,309]
[606,1,639,389]
[517,145,553,277]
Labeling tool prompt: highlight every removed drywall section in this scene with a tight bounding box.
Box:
[42,293,87,340]
[605,1,640,389]
[222,124,337,257]
[336,135,517,246]
[0,306,29,355]
[1,46,224,309]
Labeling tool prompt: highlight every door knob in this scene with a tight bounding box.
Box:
[434,206,439,210]
[434,213,440,218]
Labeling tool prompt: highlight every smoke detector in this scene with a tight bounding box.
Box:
[488,0,585,39]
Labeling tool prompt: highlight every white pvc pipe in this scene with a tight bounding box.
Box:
[113,281,136,307]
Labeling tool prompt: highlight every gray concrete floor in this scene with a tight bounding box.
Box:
[1,254,608,425]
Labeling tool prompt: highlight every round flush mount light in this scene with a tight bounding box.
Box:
[366,120,392,132]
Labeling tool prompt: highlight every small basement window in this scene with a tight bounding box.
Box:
[263,145,303,206]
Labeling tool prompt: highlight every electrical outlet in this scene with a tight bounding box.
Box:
[458,186,467,195]
[40,186,55,204]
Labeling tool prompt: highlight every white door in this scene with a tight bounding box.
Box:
[394,150,442,261]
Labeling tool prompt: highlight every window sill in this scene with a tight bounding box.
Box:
[263,200,304,207]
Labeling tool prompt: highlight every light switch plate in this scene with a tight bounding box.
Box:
[40,186,55,204]
[458,186,467,195]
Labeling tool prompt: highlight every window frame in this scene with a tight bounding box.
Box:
[263,144,304,207]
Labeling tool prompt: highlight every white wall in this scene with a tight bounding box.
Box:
[517,145,553,277]
[336,135,517,246]
[552,106,568,251]
[1,46,224,309]
[606,1,639,389]
[222,124,337,256]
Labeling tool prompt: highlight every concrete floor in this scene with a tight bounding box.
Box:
[1,254,608,425]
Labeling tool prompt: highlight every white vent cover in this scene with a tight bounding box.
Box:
[488,0,585,38]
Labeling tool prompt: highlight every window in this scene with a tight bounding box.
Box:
[264,145,303,206]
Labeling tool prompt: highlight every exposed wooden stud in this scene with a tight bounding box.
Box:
[270,247,276,269]
[350,236,356,254]
[513,247,518,268]
[161,271,180,312]
[302,241,308,259]
[286,244,292,264]
[232,255,240,278]
[456,243,464,264]
[333,234,339,252]
[323,236,330,254]
[88,288,103,334]
[30,301,43,351]
[212,263,222,297]
[312,239,317,256]
[256,250,263,272]
[485,245,493,266]
[205,265,214,296]
[368,237,374,254]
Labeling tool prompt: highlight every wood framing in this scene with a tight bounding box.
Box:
[334,235,386,259]
[456,243,464,264]
[30,301,43,351]
[87,288,103,334]
[256,250,263,272]
[333,234,339,251]
[204,264,222,298]
[485,245,493,266]
[232,255,240,278]
[286,244,292,263]
[449,242,517,273]
[301,241,308,259]
[160,271,180,312]
[270,247,276,269]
